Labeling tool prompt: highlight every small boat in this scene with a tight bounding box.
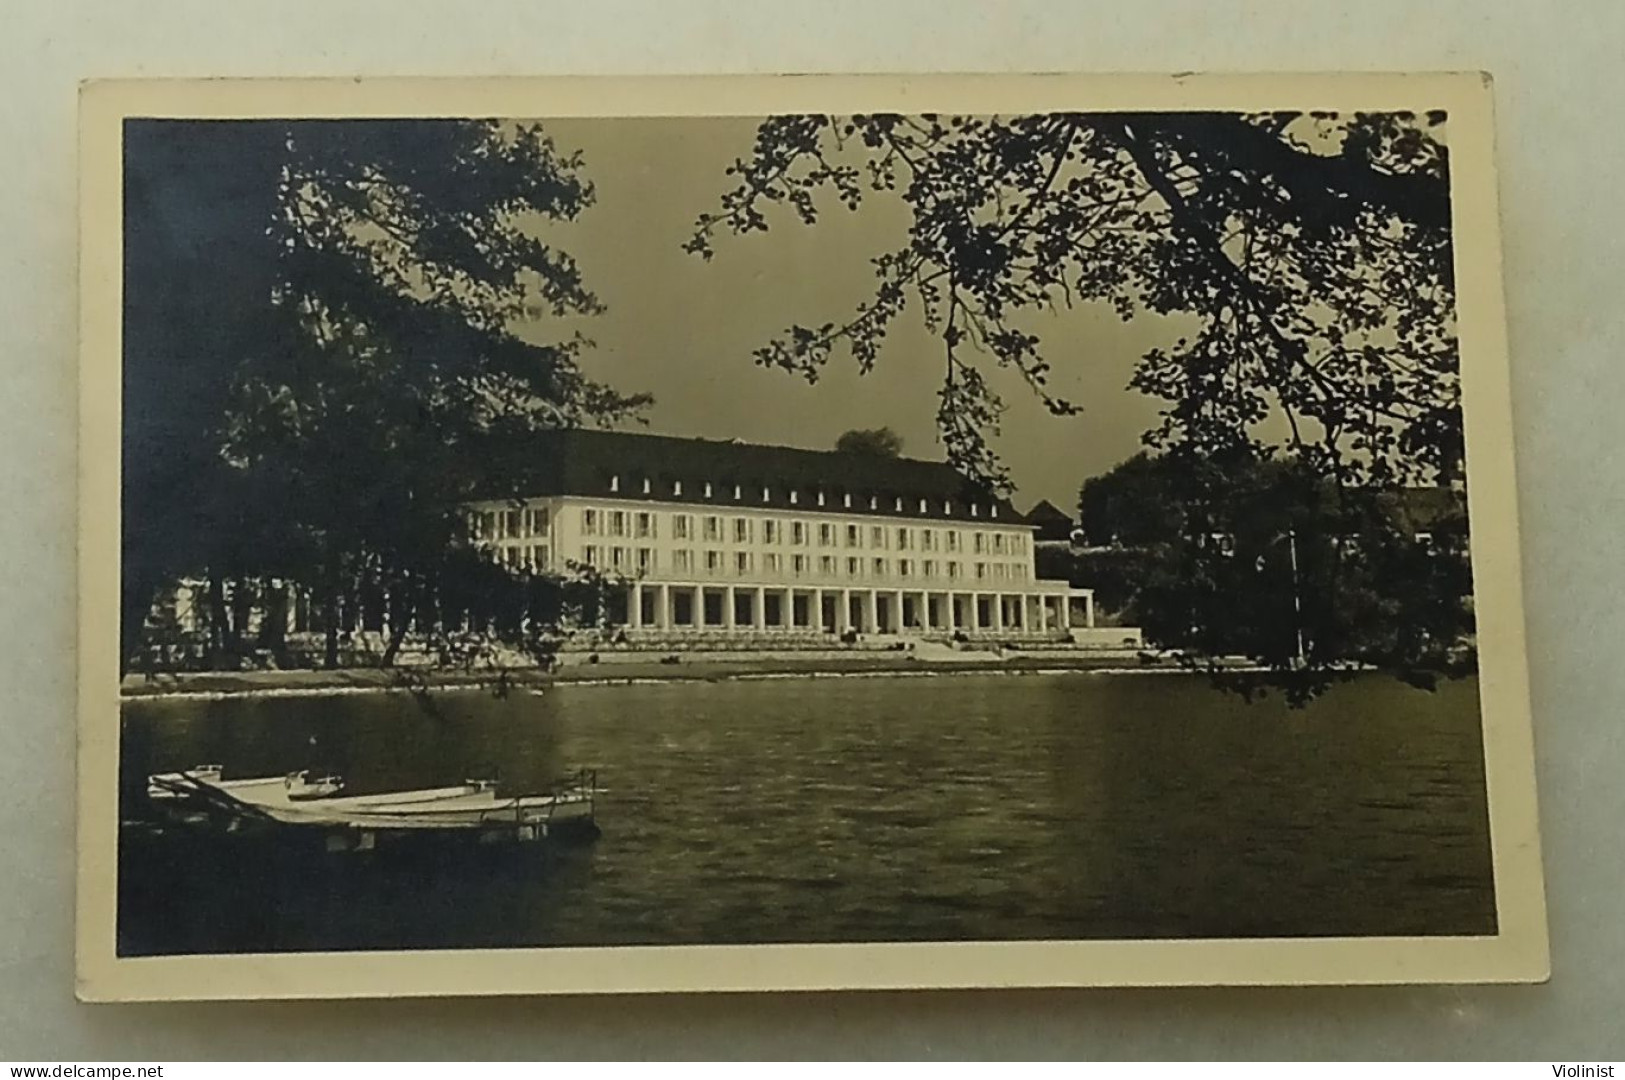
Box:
[144,767,598,842]
[148,767,343,802]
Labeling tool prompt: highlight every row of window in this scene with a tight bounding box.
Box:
[471,507,549,542]
[581,508,1027,555]
[579,546,1029,582]
[606,475,1002,519]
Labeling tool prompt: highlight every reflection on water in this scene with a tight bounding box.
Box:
[117,673,1496,955]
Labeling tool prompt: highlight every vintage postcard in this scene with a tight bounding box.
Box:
[77,73,1548,1001]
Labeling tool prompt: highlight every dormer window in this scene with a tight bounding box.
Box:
[991,505,999,519]
[943,500,952,514]
[789,490,799,505]
[733,484,742,501]
[816,491,826,507]
[674,480,684,496]
[918,498,928,513]
[642,477,652,494]
[971,503,980,517]
[894,497,903,512]
[703,482,713,499]
[869,495,878,510]
[843,493,852,509]
[761,487,770,502]
[609,475,620,493]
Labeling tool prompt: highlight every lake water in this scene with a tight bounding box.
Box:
[117,672,1497,955]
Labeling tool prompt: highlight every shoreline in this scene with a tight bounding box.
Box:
[118,650,1228,701]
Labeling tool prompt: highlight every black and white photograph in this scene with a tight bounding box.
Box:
[76,74,1547,999]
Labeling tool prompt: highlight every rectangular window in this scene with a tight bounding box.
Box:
[674,480,684,496]
[611,546,628,570]
[846,524,861,548]
[993,533,1006,554]
[975,562,987,580]
[873,557,888,577]
[673,550,693,573]
[637,548,654,573]
[529,507,549,535]
[636,512,654,539]
[504,546,521,569]
[847,557,861,578]
[974,533,986,554]
[733,517,752,544]
[896,527,911,550]
[763,519,780,544]
[947,530,961,553]
[735,551,753,575]
[503,509,522,538]
[704,516,722,541]
[582,545,599,566]
[609,511,626,537]
[870,525,887,549]
[899,558,912,578]
[792,521,808,545]
[765,553,782,575]
[792,554,808,577]
[705,550,722,573]
[820,555,836,576]
[948,562,961,580]
[923,559,936,578]
[673,514,691,540]
[819,523,835,547]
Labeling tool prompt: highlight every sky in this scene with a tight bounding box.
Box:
[519,116,1197,514]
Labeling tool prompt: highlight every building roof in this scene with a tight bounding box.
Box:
[482,428,1027,526]
[1024,499,1077,542]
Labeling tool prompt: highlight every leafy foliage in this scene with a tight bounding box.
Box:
[124,120,649,674]
[1072,451,1475,703]
[688,110,1467,695]
[834,426,905,457]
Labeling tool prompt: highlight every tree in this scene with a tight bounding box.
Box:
[124,120,649,674]
[1070,451,1474,701]
[687,110,1462,696]
[835,426,904,457]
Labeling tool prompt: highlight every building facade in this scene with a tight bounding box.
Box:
[467,430,1095,641]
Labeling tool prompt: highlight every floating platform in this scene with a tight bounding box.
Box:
[145,767,599,850]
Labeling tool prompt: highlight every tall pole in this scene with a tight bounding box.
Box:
[1288,527,1306,668]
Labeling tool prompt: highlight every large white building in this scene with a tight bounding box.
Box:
[467,430,1096,641]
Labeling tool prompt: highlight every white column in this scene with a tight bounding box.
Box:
[991,593,1004,632]
[1085,592,1096,628]
[692,585,705,628]
[753,587,766,630]
[865,590,879,634]
[658,584,671,629]
[724,585,736,629]
[813,588,825,632]
[892,590,905,633]
[838,589,851,634]
[1058,594,1071,632]
[947,593,959,631]
[629,583,642,629]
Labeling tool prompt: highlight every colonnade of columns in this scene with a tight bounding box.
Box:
[624,583,1094,634]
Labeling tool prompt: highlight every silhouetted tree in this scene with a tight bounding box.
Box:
[124,120,649,674]
[835,426,904,457]
[689,110,1463,697]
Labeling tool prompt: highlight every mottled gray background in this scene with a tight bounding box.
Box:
[2,0,1621,1060]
